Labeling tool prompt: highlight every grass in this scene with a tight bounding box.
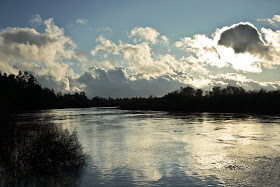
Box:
[0,121,87,186]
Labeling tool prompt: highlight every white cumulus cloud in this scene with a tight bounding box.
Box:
[0,18,85,93]
[130,27,159,44]
[90,35,208,77]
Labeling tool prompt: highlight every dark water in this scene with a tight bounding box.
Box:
[7,108,280,186]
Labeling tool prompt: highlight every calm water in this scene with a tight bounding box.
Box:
[13,108,280,186]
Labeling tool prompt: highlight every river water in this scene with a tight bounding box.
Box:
[12,107,280,186]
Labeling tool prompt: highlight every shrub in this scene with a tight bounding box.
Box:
[0,122,87,185]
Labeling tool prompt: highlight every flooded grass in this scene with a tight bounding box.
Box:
[0,121,87,186]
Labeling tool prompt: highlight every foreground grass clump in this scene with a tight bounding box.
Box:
[0,122,87,185]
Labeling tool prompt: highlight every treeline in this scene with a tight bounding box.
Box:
[0,71,127,117]
[119,86,280,113]
[0,71,91,116]
[1,71,280,116]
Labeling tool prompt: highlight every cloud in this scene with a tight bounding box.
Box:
[96,27,112,32]
[260,28,280,68]
[78,66,189,98]
[161,35,169,44]
[76,19,88,24]
[175,33,227,68]
[3,17,280,98]
[129,27,169,44]
[91,35,118,56]
[174,22,278,73]
[90,35,207,76]
[0,18,77,67]
[29,14,43,27]
[273,15,280,23]
[74,50,87,62]
[217,23,269,56]
[0,28,56,47]
[0,18,84,93]
[210,73,280,90]
[129,27,162,44]
[0,20,211,98]
[257,15,280,25]
[91,35,171,75]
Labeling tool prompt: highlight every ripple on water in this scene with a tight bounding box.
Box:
[9,109,280,186]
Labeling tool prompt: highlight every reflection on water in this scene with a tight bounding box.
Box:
[8,108,280,186]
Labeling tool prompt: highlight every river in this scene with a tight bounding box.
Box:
[8,107,280,186]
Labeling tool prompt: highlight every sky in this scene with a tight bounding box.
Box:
[1,0,280,98]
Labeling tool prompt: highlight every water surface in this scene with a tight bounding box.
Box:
[13,108,280,186]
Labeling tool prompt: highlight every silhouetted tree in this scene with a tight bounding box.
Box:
[0,71,92,118]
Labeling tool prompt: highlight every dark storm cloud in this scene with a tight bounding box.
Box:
[218,23,269,56]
